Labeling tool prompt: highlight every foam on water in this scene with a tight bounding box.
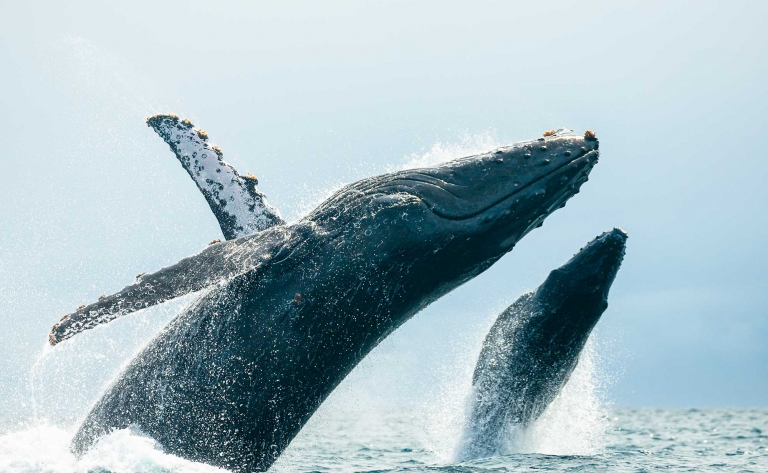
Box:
[0,424,225,473]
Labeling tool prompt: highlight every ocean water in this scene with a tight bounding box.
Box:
[2,339,765,473]
[2,325,765,472]
[1,407,766,473]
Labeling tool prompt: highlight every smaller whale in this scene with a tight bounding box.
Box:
[456,228,627,460]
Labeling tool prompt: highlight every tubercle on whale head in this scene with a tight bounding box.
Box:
[307,129,600,287]
[397,129,598,255]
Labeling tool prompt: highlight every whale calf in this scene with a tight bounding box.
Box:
[456,228,627,460]
[53,130,600,472]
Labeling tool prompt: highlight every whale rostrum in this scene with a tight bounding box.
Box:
[53,128,600,472]
[456,228,627,460]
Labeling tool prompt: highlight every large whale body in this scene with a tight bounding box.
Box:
[456,228,627,461]
[55,130,599,472]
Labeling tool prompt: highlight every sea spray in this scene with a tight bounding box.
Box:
[506,336,610,456]
[290,131,501,223]
[0,424,226,473]
[395,132,501,171]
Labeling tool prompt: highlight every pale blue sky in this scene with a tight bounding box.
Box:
[1,1,767,425]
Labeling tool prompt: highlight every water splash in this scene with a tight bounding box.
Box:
[507,337,610,456]
[393,131,501,171]
[419,320,610,463]
[288,131,501,223]
[0,424,225,473]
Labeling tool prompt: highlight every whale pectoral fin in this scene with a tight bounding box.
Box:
[48,234,264,345]
[147,114,284,240]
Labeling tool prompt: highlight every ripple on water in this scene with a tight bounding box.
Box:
[0,408,766,472]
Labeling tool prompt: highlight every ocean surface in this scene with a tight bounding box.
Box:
[2,407,765,472]
[1,325,766,473]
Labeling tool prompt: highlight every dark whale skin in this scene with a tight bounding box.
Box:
[457,228,627,460]
[69,131,600,472]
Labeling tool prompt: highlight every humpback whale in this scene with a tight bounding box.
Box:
[456,228,627,461]
[51,129,600,472]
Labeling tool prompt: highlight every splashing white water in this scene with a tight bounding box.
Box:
[507,337,610,456]
[420,325,610,463]
[393,132,501,171]
[0,424,225,473]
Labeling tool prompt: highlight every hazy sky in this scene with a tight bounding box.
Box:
[1,1,767,424]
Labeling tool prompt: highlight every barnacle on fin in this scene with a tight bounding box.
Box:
[208,239,222,246]
[246,173,259,184]
[584,130,597,140]
[146,113,181,126]
[542,130,556,137]
[196,129,209,140]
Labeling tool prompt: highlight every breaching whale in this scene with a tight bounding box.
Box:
[51,129,600,472]
[456,228,627,461]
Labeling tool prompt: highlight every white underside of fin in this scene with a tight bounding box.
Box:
[147,114,284,239]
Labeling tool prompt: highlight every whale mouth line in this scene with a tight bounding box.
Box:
[420,151,598,221]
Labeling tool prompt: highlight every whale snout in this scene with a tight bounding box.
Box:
[405,129,600,223]
[556,227,628,298]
